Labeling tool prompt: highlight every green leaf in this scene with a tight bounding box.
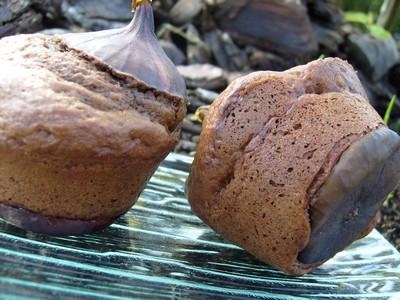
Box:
[385,192,394,205]
[345,11,374,25]
[367,24,392,38]
[384,95,397,125]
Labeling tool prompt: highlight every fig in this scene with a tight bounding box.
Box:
[0,0,186,236]
[299,127,400,265]
[187,58,400,275]
[63,0,186,97]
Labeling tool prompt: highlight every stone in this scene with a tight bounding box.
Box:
[0,0,30,24]
[186,24,212,65]
[247,47,294,71]
[204,29,248,71]
[34,0,63,21]
[61,0,132,30]
[347,33,400,81]
[211,0,318,58]
[0,9,42,38]
[193,88,219,104]
[177,64,227,90]
[187,93,207,113]
[182,117,202,135]
[0,0,62,38]
[40,28,71,35]
[389,64,400,93]
[312,22,344,53]
[176,140,197,153]
[160,40,186,65]
[192,135,201,144]
[225,71,251,84]
[306,0,343,27]
[169,0,204,25]
[357,72,396,109]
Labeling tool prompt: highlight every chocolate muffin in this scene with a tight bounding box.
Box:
[187,58,400,275]
[0,33,186,235]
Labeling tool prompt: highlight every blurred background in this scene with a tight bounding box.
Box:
[1,0,399,248]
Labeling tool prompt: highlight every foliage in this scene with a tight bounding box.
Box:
[384,95,397,125]
[337,0,400,33]
[345,11,392,38]
[337,0,384,14]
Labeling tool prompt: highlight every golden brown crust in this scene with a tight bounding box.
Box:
[0,34,186,159]
[188,58,384,275]
[0,34,186,221]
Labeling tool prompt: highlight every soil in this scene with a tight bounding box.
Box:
[377,190,400,250]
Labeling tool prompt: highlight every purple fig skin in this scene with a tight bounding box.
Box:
[0,203,120,236]
[299,127,400,265]
[63,3,186,98]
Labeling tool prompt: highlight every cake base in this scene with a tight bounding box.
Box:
[0,203,120,236]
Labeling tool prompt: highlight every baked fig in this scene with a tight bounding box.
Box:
[63,0,186,97]
[0,0,186,235]
[187,58,400,275]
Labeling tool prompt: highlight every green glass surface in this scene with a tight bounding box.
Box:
[0,154,399,299]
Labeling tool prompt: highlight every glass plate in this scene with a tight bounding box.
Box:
[0,154,399,300]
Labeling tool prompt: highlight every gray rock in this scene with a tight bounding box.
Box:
[225,71,251,84]
[169,0,204,25]
[0,0,62,37]
[347,33,400,81]
[182,118,202,135]
[176,140,197,153]
[187,88,218,112]
[61,0,132,30]
[211,0,318,59]
[40,28,71,35]
[160,40,186,65]
[192,135,201,143]
[193,88,219,104]
[312,22,344,53]
[248,47,294,71]
[0,0,31,24]
[204,29,248,71]
[357,72,396,108]
[306,0,343,27]
[186,24,212,64]
[389,64,400,93]
[35,0,63,21]
[0,9,42,38]
[177,64,227,90]
[187,93,207,113]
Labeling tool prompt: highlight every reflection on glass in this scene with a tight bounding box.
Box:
[0,154,399,299]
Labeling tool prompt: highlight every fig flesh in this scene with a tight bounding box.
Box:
[299,128,400,264]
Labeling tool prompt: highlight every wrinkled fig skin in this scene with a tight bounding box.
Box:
[0,203,118,236]
[299,128,400,264]
[63,3,186,97]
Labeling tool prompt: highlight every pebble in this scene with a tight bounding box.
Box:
[176,140,197,153]
[182,118,202,135]
[177,64,227,91]
[169,0,203,25]
[160,40,186,65]
[347,33,400,81]
[193,88,219,104]
[192,135,201,143]
[61,0,131,30]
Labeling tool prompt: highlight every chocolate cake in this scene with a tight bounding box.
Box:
[0,34,186,235]
[187,58,400,275]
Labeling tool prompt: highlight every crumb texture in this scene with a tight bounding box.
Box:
[188,58,385,275]
[0,34,186,220]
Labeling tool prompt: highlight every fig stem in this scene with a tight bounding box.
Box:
[195,105,210,123]
[132,0,152,11]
